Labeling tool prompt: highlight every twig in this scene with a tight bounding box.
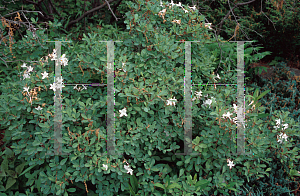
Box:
[105,0,120,22]
[109,0,124,24]
[66,0,117,30]
[215,0,256,38]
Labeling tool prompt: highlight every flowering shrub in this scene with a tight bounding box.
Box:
[0,0,300,195]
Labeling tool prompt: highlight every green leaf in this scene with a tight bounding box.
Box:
[166,175,170,186]
[15,162,26,175]
[128,184,136,196]
[18,164,37,177]
[81,113,88,119]
[130,175,138,193]
[5,177,16,190]
[72,143,78,148]
[60,158,68,165]
[153,183,165,190]
[265,168,271,172]
[78,101,85,108]
[6,170,17,178]
[179,169,184,177]
[67,188,76,192]
[256,90,271,101]
[167,182,181,190]
[32,140,41,146]
[86,98,92,106]
[38,122,50,128]
[199,143,207,148]
[1,157,8,171]
[257,66,268,75]
[143,107,149,112]
[71,156,77,161]
[194,179,209,189]
[49,163,57,168]
[100,57,106,62]
[134,107,141,111]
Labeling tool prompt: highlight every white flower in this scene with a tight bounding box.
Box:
[59,54,68,66]
[160,0,163,7]
[41,71,49,79]
[122,62,126,72]
[275,119,281,125]
[55,83,65,91]
[103,164,108,170]
[124,165,133,175]
[21,63,27,68]
[213,73,220,82]
[247,100,256,110]
[159,8,167,15]
[232,116,237,123]
[49,83,57,91]
[282,123,288,130]
[23,72,31,80]
[195,91,202,98]
[182,8,189,13]
[202,99,212,107]
[56,77,64,84]
[188,5,197,10]
[273,119,288,130]
[23,86,30,94]
[166,97,177,106]
[27,65,33,73]
[35,106,43,110]
[280,133,288,141]
[277,133,288,143]
[169,0,176,7]
[232,104,238,113]
[119,107,127,117]
[176,2,182,7]
[48,49,57,60]
[171,19,181,25]
[227,159,235,169]
[204,23,212,30]
[222,111,232,120]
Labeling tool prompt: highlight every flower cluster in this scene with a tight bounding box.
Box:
[158,0,213,29]
[20,49,88,111]
[20,49,129,117]
[18,48,291,172]
[163,72,292,170]
[102,160,133,175]
[274,119,289,143]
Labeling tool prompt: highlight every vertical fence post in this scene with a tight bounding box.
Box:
[229,41,253,156]
[174,41,201,156]
[104,40,123,155]
[45,40,71,156]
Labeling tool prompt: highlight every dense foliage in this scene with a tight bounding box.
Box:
[1,0,300,195]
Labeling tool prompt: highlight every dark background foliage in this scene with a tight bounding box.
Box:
[1,0,299,67]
